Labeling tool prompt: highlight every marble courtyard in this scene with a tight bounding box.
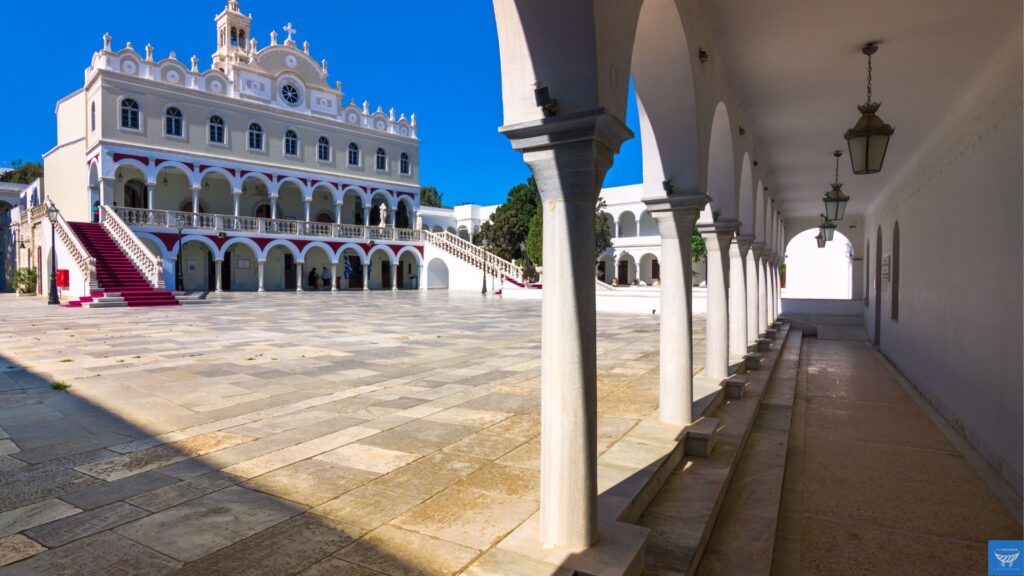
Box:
[0,292,704,574]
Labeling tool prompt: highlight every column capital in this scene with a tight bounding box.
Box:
[231,188,243,196]
[642,194,707,240]
[698,221,739,252]
[734,234,755,253]
[500,108,632,205]
[751,242,768,258]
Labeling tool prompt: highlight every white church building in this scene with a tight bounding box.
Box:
[24,1,527,305]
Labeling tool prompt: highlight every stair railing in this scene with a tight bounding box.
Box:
[423,230,525,283]
[102,205,165,289]
[48,199,98,293]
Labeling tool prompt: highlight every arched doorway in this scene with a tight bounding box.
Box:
[427,258,449,289]
[783,229,853,299]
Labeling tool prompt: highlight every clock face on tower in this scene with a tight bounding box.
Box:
[281,83,300,105]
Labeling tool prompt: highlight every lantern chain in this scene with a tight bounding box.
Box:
[866,51,873,104]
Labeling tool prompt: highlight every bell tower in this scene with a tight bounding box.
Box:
[212,0,252,72]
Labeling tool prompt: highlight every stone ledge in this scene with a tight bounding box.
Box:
[684,417,720,458]
[722,374,748,399]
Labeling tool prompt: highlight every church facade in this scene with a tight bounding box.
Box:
[42,1,431,296]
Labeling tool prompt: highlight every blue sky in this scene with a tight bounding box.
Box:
[0,0,641,206]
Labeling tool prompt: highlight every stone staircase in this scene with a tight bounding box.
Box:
[64,222,197,308]
[422,229,533,287]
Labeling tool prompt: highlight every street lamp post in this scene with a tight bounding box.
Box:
[175,214,186,290]
[45,204,60,305]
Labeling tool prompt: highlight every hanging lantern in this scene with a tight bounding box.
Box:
[823,150,850,220]
[815,232,826,248]
[819,214,837,242]
[844,43,894,174]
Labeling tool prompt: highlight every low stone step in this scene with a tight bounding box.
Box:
[756,338,773,352]
[684,416,720,458]
[745,352,766,371]
[722,374,748,399]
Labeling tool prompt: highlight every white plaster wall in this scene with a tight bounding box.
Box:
[863,36,1023,495]
[423,243,493,292]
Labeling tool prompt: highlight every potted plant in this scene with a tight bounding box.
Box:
[14,267,37,296]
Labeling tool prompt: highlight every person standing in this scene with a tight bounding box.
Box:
[307,267,318,291]
[321,266,331,291]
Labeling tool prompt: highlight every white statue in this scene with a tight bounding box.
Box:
[414,211,422,230]
[378,203,388,227]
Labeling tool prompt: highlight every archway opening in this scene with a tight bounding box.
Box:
[427,258,449,289]
[783,229,853,299]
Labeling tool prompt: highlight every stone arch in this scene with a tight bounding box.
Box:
[366,244,397,265]
[596,254,615,284]
[262,238,302,262]
[638,210,658,236]
[700,102,737,224]
[223,241,258,291]
[177,238,216,292]
[396,247,422,289]
[169,234,218,259]
[754,181,766,242]
[618,210,637,237]
[638,253,660,285]
[340,186,365,225]
[220,236,263,261]
[300,241,337,263]
[784,228,852,299]
[632,0,701,200]
[155,161,197,188]
[738,153,754,235]
[367,244,396,289]
[427,258,449,289]
[338,244,367,289]
[615,252,637,286]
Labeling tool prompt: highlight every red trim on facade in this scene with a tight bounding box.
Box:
[291,239,310,251]
[154,159,195,171]
[199,165,237,176]
[252,237,274,250]
[326,242,342,251]
[112,153,150,165]
[152,232,180,252]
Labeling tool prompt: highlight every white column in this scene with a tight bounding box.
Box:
[362,206,371,226]
[214,259,223,292]
[419,260,427,291]
[304,198,311,222]
[330,262,337,291]
[335,202,342,224]
[773,257,781,320]
[99,178,112,206]
[391,262,398,291]
[729,237,748,360]
[361,263,369,291]
[295,262,303,292]
[232,190,241,217]
[744,240,759,345]
[700,224,736,380]
[501,110,630,550]
[257,261,265,292]
[146,183,154,210]
[270,197,278,220]
[191,187,200,213]
[758,251,769,334]
[644,195,707,426]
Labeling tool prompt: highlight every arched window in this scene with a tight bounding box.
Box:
[248,123,264,151]
[318,136,331,162]
[891,221,900,320]
[375,148,387,171]
[347,142,360,166]
[165,107,183,137]
[400,152,410,175]
[120,98,139,130]
[230,27,238,46]
[209,115,225,144]
[284,129,299,156]
[90,102,96,131]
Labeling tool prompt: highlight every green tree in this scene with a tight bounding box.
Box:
[476,178,540,260]
[524,205,543,265]
[691,227,707,262]
[419,186,443,208]
[0,160,43,184]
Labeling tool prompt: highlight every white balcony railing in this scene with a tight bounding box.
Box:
[113,206,423,243]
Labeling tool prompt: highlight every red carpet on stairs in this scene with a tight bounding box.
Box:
[66,222,179,307]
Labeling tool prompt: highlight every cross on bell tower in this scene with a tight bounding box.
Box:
[212,0,253,72]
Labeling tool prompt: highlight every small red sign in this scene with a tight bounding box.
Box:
[56,269,69,288]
